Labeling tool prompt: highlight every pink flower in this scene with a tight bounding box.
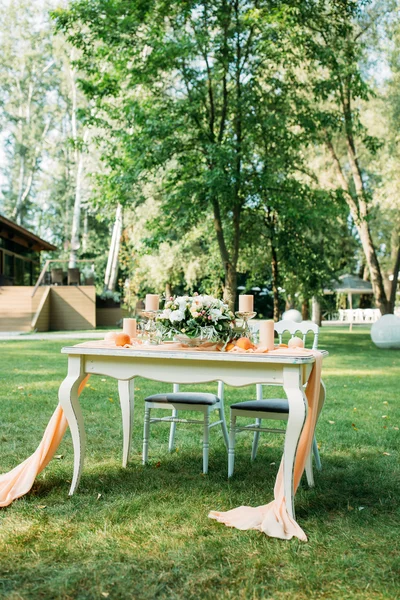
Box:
[208,315,212,320]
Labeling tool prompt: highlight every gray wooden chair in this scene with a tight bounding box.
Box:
[143,382,229,474]
[228,320,324,486]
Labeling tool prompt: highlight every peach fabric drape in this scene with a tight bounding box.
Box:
[209,347,322,541]
[0,376,89,508]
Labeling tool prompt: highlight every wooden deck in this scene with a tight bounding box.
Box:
[0,286,96,332]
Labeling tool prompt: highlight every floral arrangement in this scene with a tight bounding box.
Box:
[156,293,234,342]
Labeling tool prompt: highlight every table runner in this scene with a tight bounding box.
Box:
[0,343,322,542]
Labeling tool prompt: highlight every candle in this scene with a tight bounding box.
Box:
[259,320,275,350]
[238,294,253,312]
[123,318,137,339]
[145,294,159,311]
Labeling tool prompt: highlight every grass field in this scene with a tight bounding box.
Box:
[0,328,399,600]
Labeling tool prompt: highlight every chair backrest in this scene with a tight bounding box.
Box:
[68,268,81,285]
[274,320,319,350]
[51,268,63,285]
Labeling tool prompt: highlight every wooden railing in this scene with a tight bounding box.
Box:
[31,259,94,297]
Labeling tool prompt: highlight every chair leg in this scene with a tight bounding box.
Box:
[219,406,229,450]
[142,405,151,464]
[251,419,262,461]
[228,413,236,478]
[168,409,178,452]
[312,436,322,471]
[203,410,210,474]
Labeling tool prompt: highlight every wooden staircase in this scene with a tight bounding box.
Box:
[0,285,96,332]
[0,286,34,332]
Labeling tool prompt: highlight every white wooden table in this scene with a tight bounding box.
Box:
[59,344,327,518]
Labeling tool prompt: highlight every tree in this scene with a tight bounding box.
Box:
[54,0,330,309]
[298,0,399,313]
[0,0,57,225]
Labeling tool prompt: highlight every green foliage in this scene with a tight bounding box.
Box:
[54,0,356,306]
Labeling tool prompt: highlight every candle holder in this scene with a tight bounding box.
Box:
[141,310,161,344]
[235,311,257,338]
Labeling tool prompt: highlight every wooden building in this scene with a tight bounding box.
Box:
[0,215,57,286]
[0,216,97,332]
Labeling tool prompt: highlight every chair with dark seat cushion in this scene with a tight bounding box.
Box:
[143,383,228,474]
[145,392,219,405]
[230,399,289,414]
[228,320,325,486]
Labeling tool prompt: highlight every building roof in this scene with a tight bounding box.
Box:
[0,214,57,252]
[324,274,374,295]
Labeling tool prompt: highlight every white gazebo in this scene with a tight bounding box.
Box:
[324,274,378,330]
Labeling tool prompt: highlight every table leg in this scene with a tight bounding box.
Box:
[58,355,86,496]
[283,366,307,519]
[118,379,135,468]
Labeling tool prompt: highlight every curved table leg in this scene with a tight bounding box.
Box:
[58,355,86,496]
[118,379,135,468]
[283,366,307,519]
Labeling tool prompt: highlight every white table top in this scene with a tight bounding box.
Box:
[62,343,328,365]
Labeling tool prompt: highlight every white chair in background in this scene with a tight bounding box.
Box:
[228,320,325,486]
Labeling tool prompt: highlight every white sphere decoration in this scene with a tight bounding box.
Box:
[371,315,400,349]
[282,309,302,323]
[288,336,304,348]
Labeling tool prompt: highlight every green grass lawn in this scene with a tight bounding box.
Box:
[0,328,399,600]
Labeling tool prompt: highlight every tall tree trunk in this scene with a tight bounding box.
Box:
[223,263,237,311]
[104,203,123,291]
[325,136,391,314]
[271,240,280,321]
[165,282,172,299]
[68,129,88,268]
[68,53,88,268]
[312,296,321,326]
[389,244,400,313]
[357,219,390,313]
[82,209,89,252]
[302,299,310,320]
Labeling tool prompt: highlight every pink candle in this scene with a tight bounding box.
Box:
[123,318,137,339]
[145,294,159,311]
[259,320,275,350]
[238,294,254,312]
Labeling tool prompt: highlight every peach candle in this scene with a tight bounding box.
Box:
[238,294,253,312]
[123,318,137,339]
[259,320,275,350]
[145,294,159,311]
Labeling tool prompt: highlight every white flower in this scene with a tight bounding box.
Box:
[191,310,200,318]
[159,309,171,319]
[209,308,222,322]
[169,310,185,323]
[177,296,189,311]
